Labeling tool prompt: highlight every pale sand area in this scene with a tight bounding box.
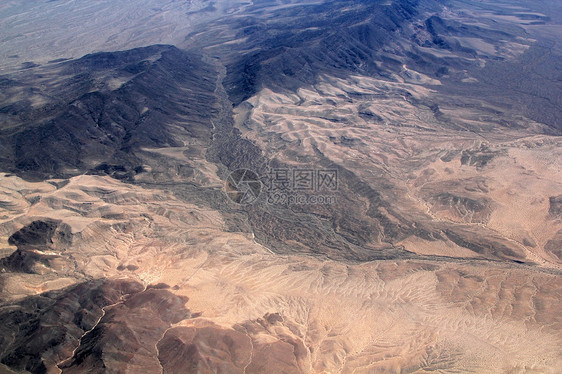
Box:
[234,73,562,267]
[0,173,560,373]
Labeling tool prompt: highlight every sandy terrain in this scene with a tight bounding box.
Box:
[0,173,560,373]
[235,72,562,267]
